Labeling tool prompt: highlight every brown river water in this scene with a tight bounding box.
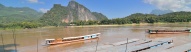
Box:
[0,23,191,52]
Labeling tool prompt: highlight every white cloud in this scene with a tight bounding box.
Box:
[28,0,38,3]
[39,8,49,13]
[28,0,44,4]
[144,0,191,11]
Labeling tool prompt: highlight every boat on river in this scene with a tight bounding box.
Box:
[45,33,101,45]
[147,29,191,34]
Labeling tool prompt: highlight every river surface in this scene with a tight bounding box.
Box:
[0,23,191,52]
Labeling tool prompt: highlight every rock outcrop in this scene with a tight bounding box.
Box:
[41,1,107,24]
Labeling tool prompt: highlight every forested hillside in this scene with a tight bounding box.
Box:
[0,4,43,23]
[40,1,108,26]
[92,12,108,20]
[0,4,43,29]
[72,11,191,25]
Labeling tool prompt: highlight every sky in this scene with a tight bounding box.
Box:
[1,0,191,19]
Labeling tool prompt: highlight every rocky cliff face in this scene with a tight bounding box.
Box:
[41,1,106,24]
[67,1,97,21]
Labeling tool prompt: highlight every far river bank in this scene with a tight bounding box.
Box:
[0,22,191,31]
[67,22,191,27]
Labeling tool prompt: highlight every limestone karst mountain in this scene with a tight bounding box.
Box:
[41,1,108,24]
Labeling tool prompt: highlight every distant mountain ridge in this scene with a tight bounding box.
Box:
[150,9,173,15]
[41,1,108,25]
[0,4,43,23]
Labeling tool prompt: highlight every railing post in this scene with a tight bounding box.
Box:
[125,38,128,52]
[1,33,5,52]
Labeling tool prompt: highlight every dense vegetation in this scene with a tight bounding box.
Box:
[92,12,108,20]
[0,4,43,29]
[71,11,191,25]
[0,4,43,23]
[40,4,69,26]
[0,21,43,30]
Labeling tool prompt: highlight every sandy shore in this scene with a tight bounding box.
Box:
[67,23,153,27]
[67,22,191,27]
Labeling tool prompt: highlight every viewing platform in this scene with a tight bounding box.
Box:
[84,38,173,52]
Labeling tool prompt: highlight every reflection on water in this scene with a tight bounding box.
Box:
[0,44,19,52]
[0,23,191,52]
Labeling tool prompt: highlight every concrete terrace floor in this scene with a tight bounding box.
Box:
[72,36,191,52]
